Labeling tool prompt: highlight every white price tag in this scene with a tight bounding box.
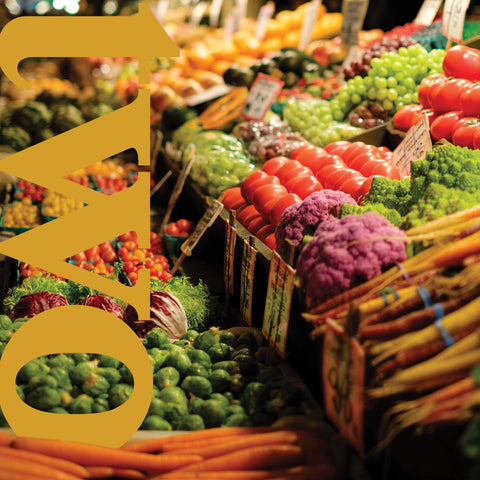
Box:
[242,73,284,121]
[443,0,471,43]
[209,0,225,28]
[298,0,322,51]
[414,0,442,26]
[185,84,233,107]
[262,252,295,358]
[391,115,432,178]
[190,1,208,27]
[255,2,275,40]
[340,0,369,47]
[240,238,257,326]
[236,0,248,24]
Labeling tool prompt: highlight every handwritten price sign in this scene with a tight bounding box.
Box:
[242,73,284,121]
[443,0,471,44]
[340,0,369,48]
[414,0,442,26]
[240,237,257,326]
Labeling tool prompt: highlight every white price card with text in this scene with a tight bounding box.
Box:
[242,73,284,121]
[298,0,322,51]
[391,115,432,178]
[262,251,296,358]
[255,2,275,40]
[414,0,442,26]
[340,0,369,48]
[224,222,237,297]
[240,238,257,326]
[443,0,471,43]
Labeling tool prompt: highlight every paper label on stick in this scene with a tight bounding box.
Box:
[298,0,322,51]
[190,1,208,27]
[224,222,237,296]
[181,200,223,256]
[255,2,275,40]
[341,0,369,47]
[443,0,471,43]
[185,84,233,107]
[323,319,365,456]
[154,0,169,23]
[262,251,295,358]
[391,115,432,177]
[240,238,257,326]
[414,0,442,26]
[242,73,284,121]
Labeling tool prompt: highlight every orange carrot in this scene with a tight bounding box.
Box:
[182,431,299,459]
[0,453,82,480]
[0,446,89,478]
[161,434,257,453]
[12,437,202,473]
[111,468,146,479]
[147,472,275,480]
[85,466,114,478]
[0,430,15,446]
[124,427,277,453]
[157,445,304,476]
[0,469,70,480]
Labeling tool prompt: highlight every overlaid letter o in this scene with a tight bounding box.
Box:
[0,305,152,447]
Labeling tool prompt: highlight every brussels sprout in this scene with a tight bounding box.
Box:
[145,328,170,349]
[148,398,167,417]
[69,394,94,414]
[49,367,73,391]
[198,399,226,428]
[23,374,58,395]
[16,385,25,402]
[95,354,121,369]
[71,353,90,364]
[0,330,12,343]
[59,390,73,408]
[184,363,209,378]
[141,415,172,431]
[223,413,251,427]
[189,397,205,415]
[25,386,61,411]
[209,393,230,408]
[119,365,134,385]
[17,358,50,384]
[158,386,188,409]
[164,350,191,377]
[108,384,133,409]
[179,414,204,431]
[49,407,69,414]
[153,367,180,390]
[164,403,188,429]
[147,348,169,372]
[70,361,97,385]
[96,367,121,386]
[82,373,110,397]
[0,315,12,330]
[47,354,75,371]
[92,396,110,413]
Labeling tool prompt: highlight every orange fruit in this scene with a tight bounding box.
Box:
[210,41,239,61]
[265,19,284,38]
[284,30,300,48]
[211,60,233,76]
[187,46,214,70]
[260,36,283,55]
[234,31,261,56]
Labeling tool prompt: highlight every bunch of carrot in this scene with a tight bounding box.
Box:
[0,426,338,480]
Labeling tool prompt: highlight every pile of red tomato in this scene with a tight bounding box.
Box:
[165,219,194,238]
[222,140,398,250]
[118,231,171,284]
[94,176,129,194]
[15,180,45,203]
[70,241,118,277]
[393,45,480,149]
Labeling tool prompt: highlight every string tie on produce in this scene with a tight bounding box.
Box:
[381,288,399,306]
[433,303,444,321]
[396,263,409,280]
[417,284,432,308]
[434,318,455,347]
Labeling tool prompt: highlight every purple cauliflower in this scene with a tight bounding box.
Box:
[297,212,408,308]
[275,189,357,255]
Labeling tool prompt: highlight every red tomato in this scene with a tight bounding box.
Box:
[85,246,100,261]
[118,246,129,260]
[459,83,480,117]
[247,216,269,235]
[430,111,463,143]
[276,161,312,184]
[285,174,323,200]
[262,156,290,175]
[443,45,480,81]
[473,128,480,149]
[452,118,480,149]
[338,174,367,200]
[243,174,280,204]
[165,223,180,236]
[431,78,472,114]
[269,193,301,226]
[296,147,330,172]
[263,233,276,250]
[253,184,288,216]
[237,205,261,227]
[392,104,424,132]
[316,163,347,189]
[342,142,373,166]
[176,219,194,233]
[222,187,247,210]
[410,109,437,128]
[452,117,480,135]
[123,261,136,274]
[101,249,117,264]
[240,170,269,201]
[256,224,275,243]
[128,271,138,284]
[417,74,447,109]
[178,231,189,238]
[331,168,360,190]
[324,140,351,154]
[360,158,390,177]
[71,252,87,262]
[349,151,379,173]
[290,144,316,160]
[145,259,154,268]
[357,176,376,202]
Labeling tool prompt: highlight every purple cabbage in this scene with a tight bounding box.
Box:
[11,292,69,320]
[78,294,123,319]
